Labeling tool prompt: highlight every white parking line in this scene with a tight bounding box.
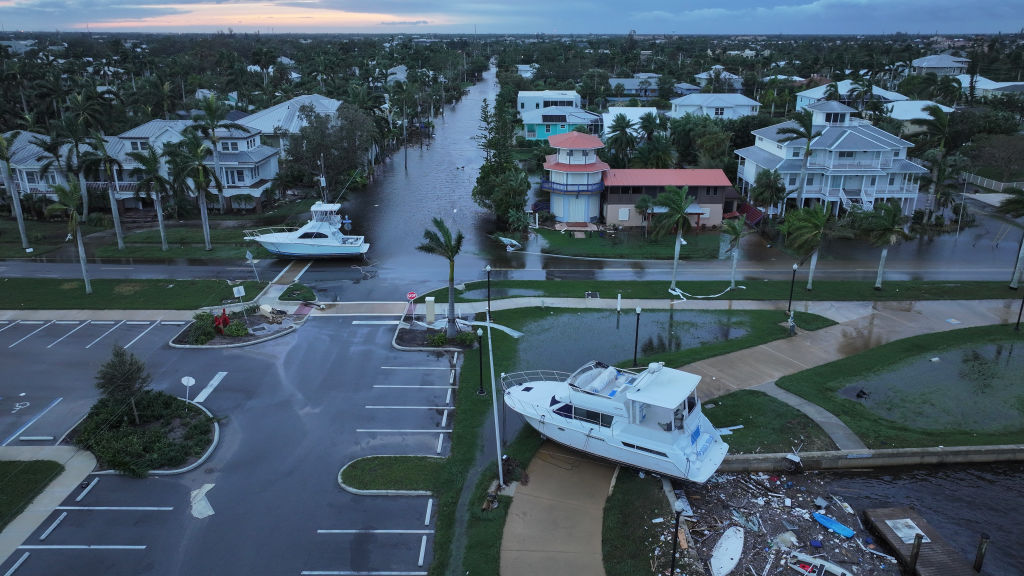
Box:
[365,406,451,410]
[2,398,63,446]
[124,321,150,325]
[194,372,228,403]
[161,321,186,325]
[316,529,434,534]
[18,545,146,550]
[0,321,19,333]
[125,319,161,349]
[436,434,444,454]
[352,320,401,325]
[373,385,457,389]
[8,321,54,348]
[91,321,114,325]
[55,506,173,511]
[19,321,44,325]
[423,499,432,526]
[300,571,427,576]
[418,534,427,566]
[39,512,67,540]
[53,321,79,325]
[355,429,451,434]
[75,478,99,502]
[445,389,452,405]
[85,320,124,348]
[3,552,29,576]
[48,321,90,348]
[380,366,450,370]
[440,410,448,428]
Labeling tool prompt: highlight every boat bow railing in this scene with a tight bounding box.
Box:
[243,226,299,239]
[500,370,572,392]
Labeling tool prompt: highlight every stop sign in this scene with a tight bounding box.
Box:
[407,291,417,301]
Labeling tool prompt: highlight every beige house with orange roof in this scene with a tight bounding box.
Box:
[603,169,736,229]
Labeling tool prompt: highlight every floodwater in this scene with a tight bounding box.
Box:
[828,463,1024,575]
[838,342,1024,431]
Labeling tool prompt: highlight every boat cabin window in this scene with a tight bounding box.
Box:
[672,393,699,429]
[621,442,668,458]
[554,403,613,427]
[298,232,329,239]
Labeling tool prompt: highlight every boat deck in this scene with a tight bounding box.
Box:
[862,507,976,576]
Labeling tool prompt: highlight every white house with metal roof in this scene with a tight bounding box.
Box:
[694,66,743,92]
[734,101,928,216]
[911,54,970,77]
[516,90,582,117]
[239,94,342,152]
[667,93,760,120]
[884,100,954,135]
[955,74,1024,98]
[521,107,601,140]
[795,80,908,111]
[608,73,661,99]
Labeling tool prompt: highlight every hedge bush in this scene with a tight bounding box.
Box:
[224,321,249,337]
[188,312,216,345]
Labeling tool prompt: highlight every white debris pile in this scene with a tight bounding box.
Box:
[668,472,902,576]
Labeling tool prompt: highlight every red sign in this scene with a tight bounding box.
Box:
[407,291,417,301]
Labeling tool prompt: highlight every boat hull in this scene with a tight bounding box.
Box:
[253,239,370,258]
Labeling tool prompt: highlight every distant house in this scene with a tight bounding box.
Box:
[694,66,743,92]
[674,82,701,96]
[601,107,658,138]
[667,94,760,120]
[734,101,928,218]
[795,80,908,111]
[911,54,970,77]
[0,40,36,55]
[516,90,582,117]
[521,106,601,141]
[608,73,661,99]
[516,64,538,79]
[885,101,954,135]
[955,74,1024,98]
[540,132,608,223]
[603,169,735,229]
[762,75,805,84]
[238,94,342,152]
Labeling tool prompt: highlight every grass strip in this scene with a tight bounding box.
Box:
[536,228,721,260]
[280,283,316,302]
[0,278,265,310]
[421,279,1019,303]
[777,324,1024,449]
[94,244,271,260]
[704,390,837,453]
[603,470,674,576]
[0,460,65,532]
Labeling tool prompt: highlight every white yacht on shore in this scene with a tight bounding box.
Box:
[244,201,369,258]
[501,361,728,483]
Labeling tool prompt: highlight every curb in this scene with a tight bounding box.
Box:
[168,323,298,349]
[92,400,220,477]
[717,444,1024,473]
[337,455,441,496]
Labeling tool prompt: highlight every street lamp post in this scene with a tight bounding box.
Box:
[476,328,485,395]
[787,263,798,314]
[633,306,642,367]
[485,265,492,319]
[669,499,686,575]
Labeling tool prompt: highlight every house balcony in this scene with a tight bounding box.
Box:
[540,180,604,195]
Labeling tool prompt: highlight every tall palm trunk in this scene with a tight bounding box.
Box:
[1010,234,1024,289]
[76,224,92,294]
[108,171,125,250]
[806,249,819,291]
[670,230,682,290]
[198,192,212,251]
[154,192,168,251]
[2,167,30,249]
[78,170,90,219]
[729,246,738,289]
[796,154,809,207]
[446,261,457,338]
[212,147,226,214]
[874,247,888,290]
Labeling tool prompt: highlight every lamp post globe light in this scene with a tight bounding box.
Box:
[787,263,798,314]
[669,498,686,575]
[476,328,485,395]
[633,306,642,367]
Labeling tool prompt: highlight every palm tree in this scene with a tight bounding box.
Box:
[651,186,694,294]
[416,217,464,339]
[632,134,676,169]
[606,113,636,168]
[634,194,653,239]
[721,217,747,289]
[638,111,661,143]
[858,202,912,290]
[84,134,125,250]
[910,104,951,211]
[780,207,830,290]
[749,168,789,228]
[129,147,172,252]
[191,96,250,214]
[45,180,91,294]
[170,131,219,251]
[1,131,30,250]
[846,77,874,112]
[823,82,841,101]
[776,109,823,208]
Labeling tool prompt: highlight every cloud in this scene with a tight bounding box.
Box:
[380,19,428,25]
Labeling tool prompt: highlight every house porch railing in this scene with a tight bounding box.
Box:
[540,180,604,194]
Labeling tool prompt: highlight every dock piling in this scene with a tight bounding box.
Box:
[973,532,990,573]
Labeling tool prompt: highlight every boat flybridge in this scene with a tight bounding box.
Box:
[244,201,369,258]
[501,361,728,483]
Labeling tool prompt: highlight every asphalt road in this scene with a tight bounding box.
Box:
[0,316,454,576]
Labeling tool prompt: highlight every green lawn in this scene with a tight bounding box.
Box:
[603,470,676,576]
[777,324,1024,449]
[0,460,65,532]
[704,390,837,453]
[93,226,272,260]
[422,279,1019,304]
[0,278,265,310]
[280,283,315,302]
[536,228,721,259]
[0,218,105,258]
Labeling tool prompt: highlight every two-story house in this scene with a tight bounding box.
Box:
[540,132,608,223]
[795,80,908,111]
[694,66,743,93]
[521,107,602,141]
[516,91,582,118]
[734,101,928,217]
[603,169,735,229]
[911,54,970,77]
[667,94,761,120]
[608,73,661,99]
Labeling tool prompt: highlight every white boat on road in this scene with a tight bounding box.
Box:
[501,361,729,483]
[244,201,369,258]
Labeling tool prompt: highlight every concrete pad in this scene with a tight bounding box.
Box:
[501,443,614,576]
[0,447,97,562]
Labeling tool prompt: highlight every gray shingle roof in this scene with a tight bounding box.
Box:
[735,146,783,170]
[118,120,190,139]
[806,100,856,113]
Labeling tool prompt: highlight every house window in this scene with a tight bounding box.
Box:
[247,137,257,148]
[520,102,524,109]
[618,208,630,221]
[582,150,589,158]
[705,188,718,196]
[889,175,896,185]
[870,176,876,185]
[892,150,899,158]
[838,151,855,159]
[567,150,574,157]
[825,112,846,124]
[806,176,814,186]
[26,172,37,184]
[44,172,58,185]
[792,149,800,158]
[788,175,797,186]
[714,107,725,116]
[560,124,566,129]
[545,125,551,133]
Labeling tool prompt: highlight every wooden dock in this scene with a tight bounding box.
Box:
[863,507,976,576]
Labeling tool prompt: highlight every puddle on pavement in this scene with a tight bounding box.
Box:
[511,309,751,372]
[461,287,544,299]
[838,342,1024,432]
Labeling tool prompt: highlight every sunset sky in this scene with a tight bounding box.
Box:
[1,0,1020,35]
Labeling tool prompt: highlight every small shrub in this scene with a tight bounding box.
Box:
[188,312,216,345]
[426,333,448,347]
[455,331,478,347]
[87,212,112,228]
[223,322,249,337]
